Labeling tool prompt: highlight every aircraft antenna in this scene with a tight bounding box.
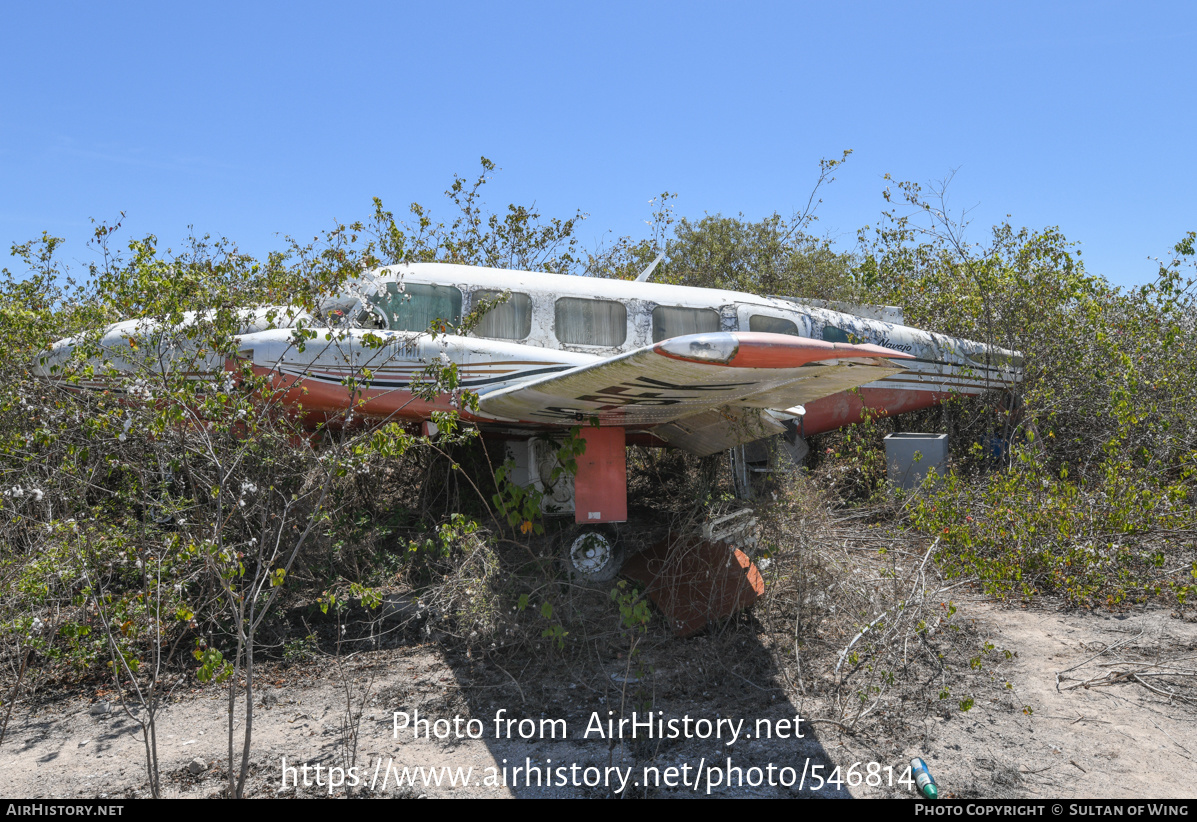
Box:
[634,252,665,283]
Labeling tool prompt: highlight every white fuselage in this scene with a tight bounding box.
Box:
[322,263,1019,400]
[35,263,1019,438]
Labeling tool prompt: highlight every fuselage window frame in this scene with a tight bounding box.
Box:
[554,297,628,348]
[650,305,722,343]
[748,314,800,336]
[822,325,851,344]
[371,282,463,333]
[470,289,534,341]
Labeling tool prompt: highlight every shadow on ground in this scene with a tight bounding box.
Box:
[388,579,854,798]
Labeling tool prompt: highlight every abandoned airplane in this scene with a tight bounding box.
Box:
[34,262,1021,580]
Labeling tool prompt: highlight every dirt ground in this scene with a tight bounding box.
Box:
[2,586,1194,799]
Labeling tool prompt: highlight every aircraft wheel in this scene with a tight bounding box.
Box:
[561,525,625,582]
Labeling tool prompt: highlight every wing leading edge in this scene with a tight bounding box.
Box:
[476,332,912,455]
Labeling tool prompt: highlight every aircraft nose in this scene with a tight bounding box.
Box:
[31,337,76,378]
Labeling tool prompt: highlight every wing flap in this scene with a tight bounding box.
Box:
[652,407,788,456]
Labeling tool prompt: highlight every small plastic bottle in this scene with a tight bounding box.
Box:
[910,757,938,799]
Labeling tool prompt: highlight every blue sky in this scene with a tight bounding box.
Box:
[2,1,1193,287]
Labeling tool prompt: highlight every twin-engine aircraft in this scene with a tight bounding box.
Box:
[35,262,1020,579]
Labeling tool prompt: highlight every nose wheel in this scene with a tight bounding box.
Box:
[561,526,625,582]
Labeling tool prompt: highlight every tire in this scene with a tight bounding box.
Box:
[560,525,626,582]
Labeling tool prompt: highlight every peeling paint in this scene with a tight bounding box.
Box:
[37,262,1021,455]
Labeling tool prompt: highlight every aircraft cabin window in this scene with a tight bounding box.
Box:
[749,314,799,336]
[555,298,627,347]
[373,283,462,333]
[822,325,850,343]
[471,290,533,340]
[651,306,721,342]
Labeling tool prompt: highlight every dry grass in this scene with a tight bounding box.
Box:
[752,473,1015,731]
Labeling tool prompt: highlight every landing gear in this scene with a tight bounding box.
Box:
[560,525,625,582]
[730,433,809,499]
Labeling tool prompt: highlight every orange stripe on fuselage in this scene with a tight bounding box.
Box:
[655,332,912,369]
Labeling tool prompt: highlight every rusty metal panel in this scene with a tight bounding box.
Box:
[621,537,764,637]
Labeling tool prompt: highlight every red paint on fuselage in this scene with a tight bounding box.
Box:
[801,386,949,436]
[250,365,472,425]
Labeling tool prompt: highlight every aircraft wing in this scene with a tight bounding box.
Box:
[476,332,912,455]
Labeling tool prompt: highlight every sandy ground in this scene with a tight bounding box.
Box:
[924,603,1197,800]
[1,593,1194,799]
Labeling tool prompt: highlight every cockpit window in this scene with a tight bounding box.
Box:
[749,314,799,336]
[370,283,462,332]
[555,298,627,347]
[651,306,721,342]
[471,290,533,340]
[354,305,388,330]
